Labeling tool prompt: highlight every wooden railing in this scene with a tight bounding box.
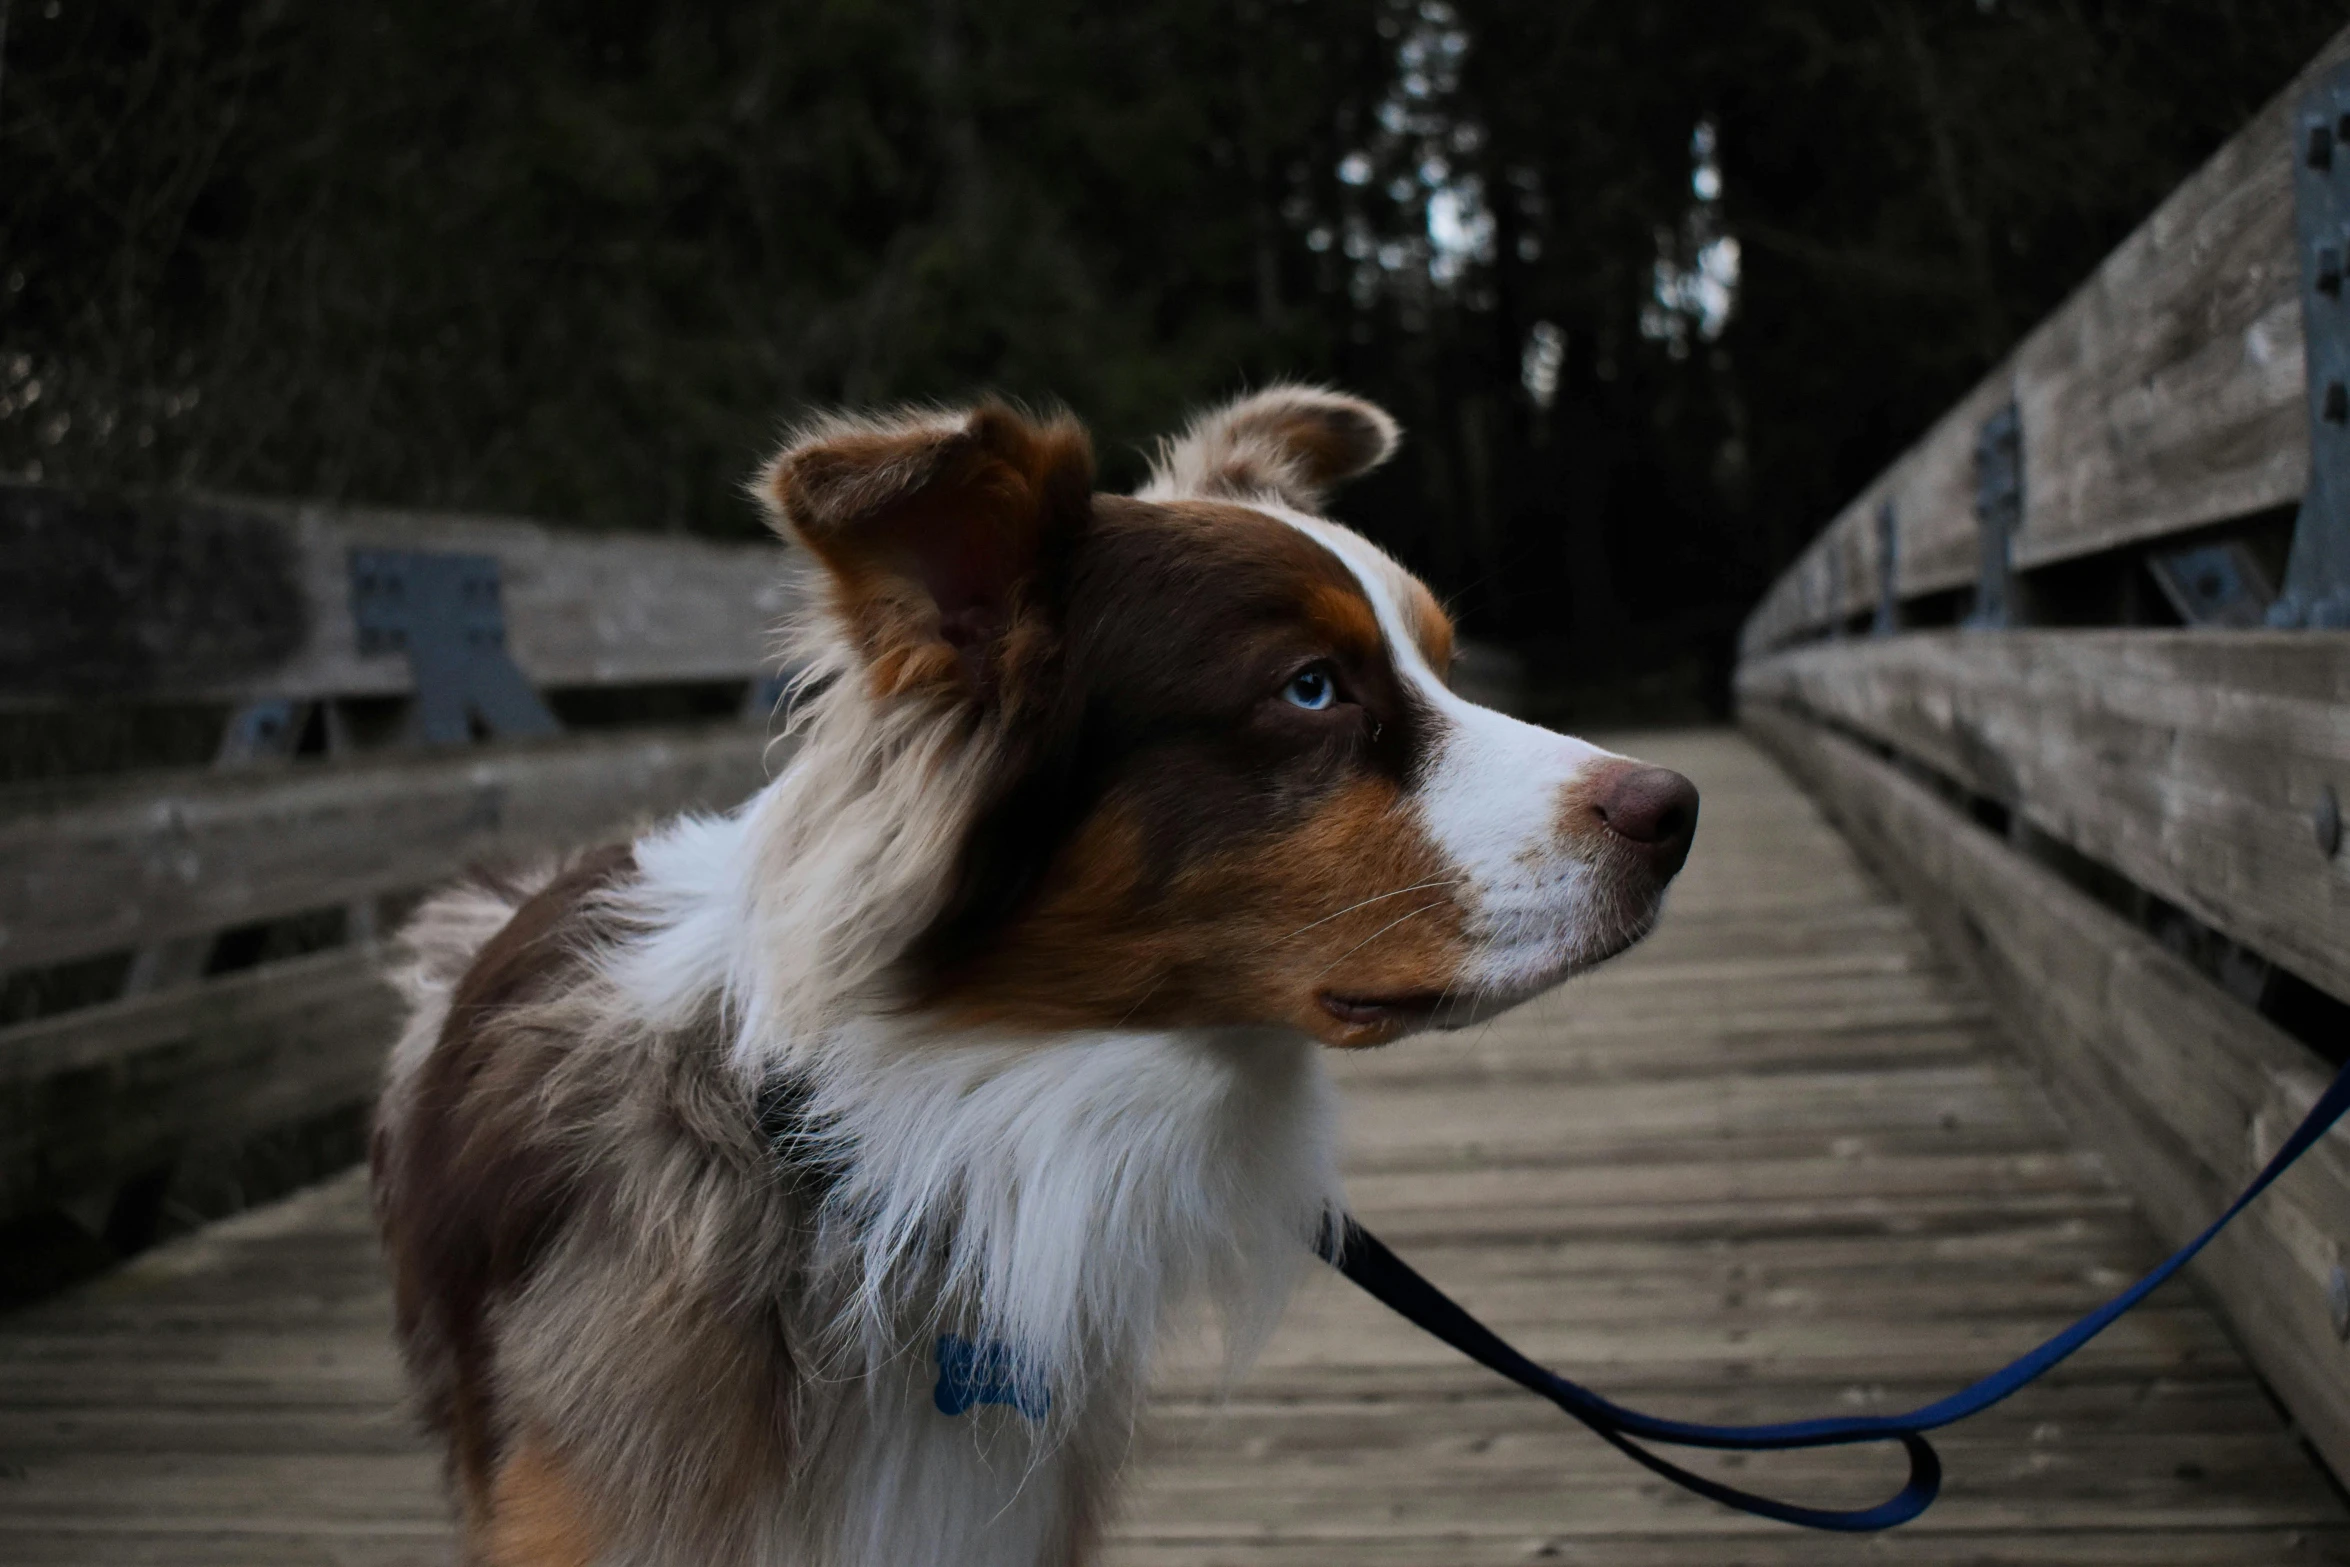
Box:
[0,485,793,1249]
[1737,28,2350,1473]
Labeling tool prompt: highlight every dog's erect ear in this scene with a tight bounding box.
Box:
[1140,385,1399,513]
[759,402,1094,699]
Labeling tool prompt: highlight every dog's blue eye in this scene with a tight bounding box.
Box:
[1283,667,1336,710]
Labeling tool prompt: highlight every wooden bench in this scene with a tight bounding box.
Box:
[1736,25,2350,1473]
[0,484,795,1257]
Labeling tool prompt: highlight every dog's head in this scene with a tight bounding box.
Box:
[757,387,1696,1047]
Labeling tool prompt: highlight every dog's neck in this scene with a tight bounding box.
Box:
[778,1020,1344,1422]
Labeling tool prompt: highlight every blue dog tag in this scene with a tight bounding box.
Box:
[933,1335,1051,1422]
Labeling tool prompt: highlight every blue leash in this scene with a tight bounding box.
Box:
[1323,1056,2350,1531]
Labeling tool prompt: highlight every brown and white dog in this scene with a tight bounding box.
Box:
[372,386,1698,1566]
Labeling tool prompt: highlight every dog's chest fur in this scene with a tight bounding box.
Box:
[376,809,1343,1566]
[765,1009,1342,1567]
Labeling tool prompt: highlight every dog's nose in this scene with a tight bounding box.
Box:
[1595,766,1700,877]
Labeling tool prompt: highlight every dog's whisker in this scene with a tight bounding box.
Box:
[1114,968,1174,1029]
[1309,898,1452,980]
[1276,877,1467,944]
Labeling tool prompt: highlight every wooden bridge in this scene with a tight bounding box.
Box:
[8,25,2350,1567]
[6,729,2341,1564]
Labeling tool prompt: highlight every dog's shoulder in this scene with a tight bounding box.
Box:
[373,843,638,1355]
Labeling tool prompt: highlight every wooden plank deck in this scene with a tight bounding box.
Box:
[4,729,2346,1564]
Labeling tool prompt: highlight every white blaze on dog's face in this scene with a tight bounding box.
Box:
[760,386,1697,1048]
[1273,509,1699,1032]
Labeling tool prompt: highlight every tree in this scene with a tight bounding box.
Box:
[5,0,2343,715]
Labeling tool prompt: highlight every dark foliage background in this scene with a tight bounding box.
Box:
[3,0,2343,719]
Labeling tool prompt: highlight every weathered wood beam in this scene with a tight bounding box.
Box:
[0,947,397,1221]
[1742,23,2350,654]
[1742,703,2350,1476]
[0,723,778,973]
[1,483,798,708]
[1737,631,2350,1003]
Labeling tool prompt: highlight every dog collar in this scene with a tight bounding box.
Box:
[933,1334,1051,1422]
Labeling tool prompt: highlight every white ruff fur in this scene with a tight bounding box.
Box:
[590,597,1343,1564]
[802,1022,1338,1567]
